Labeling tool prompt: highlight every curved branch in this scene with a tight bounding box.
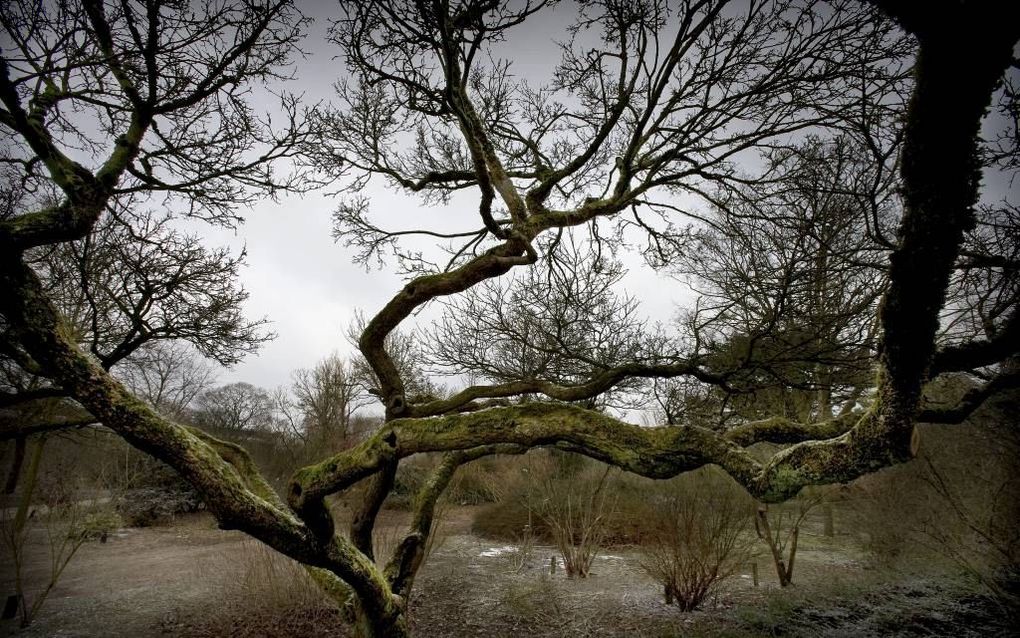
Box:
[383,443,527,596]
[930,312,1020,375]
[409,360,731,417]
[917,372,1020,424]
[723,412,858,447]
[359,233,537,417]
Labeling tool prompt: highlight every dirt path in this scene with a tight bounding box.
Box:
[1,514,248,637]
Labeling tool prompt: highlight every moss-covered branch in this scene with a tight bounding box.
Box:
[349,461,398,560]
[383,444,528,596]
[288,403,764,511]
[723,413,859,447]
[0,255,407,636]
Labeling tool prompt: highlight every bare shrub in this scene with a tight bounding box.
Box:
[504,521,537,574]
[913,417,1020,616]
[845,464,932,564]
[531,461,616,579]
[639,468,755,611]
[499,576,562,624]
[445,459,500,505]
[235,540,330,611]
[845,412,1020,600]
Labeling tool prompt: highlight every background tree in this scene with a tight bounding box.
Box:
[423,238,648,410]
[115,341,215,422]
[664,135,891,426]
[291,352,370,448]
[193,382,275,434]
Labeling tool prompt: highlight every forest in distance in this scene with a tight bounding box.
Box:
[1,1,1018,636]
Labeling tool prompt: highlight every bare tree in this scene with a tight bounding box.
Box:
[0,2,1017,637]
[531,462,616,579]
[116,341,215,421]
[666,135,890,425]
[291,352,369,447]
[423,238,647,409]
[194,382,275,433]
[753,489,826,587]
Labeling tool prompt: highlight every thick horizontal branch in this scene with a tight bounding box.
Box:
[930,312,1020,375]
[287,400,920,520]
[917,372,1020,424]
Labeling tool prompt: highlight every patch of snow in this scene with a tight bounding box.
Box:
[479,545,518,557]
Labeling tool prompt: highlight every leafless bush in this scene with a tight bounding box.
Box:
[913,420,1020,616]
[190,539,342,637]
[845,464,932,564]
[639,469,755,611]
[504,522,537,574]
[531,462,616,579]
[234,540,330,611]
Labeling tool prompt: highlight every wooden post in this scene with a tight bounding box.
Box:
[752,562,759,587]
[549,555,557,574]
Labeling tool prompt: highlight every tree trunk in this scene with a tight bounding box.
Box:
[755,505,796,587]
[4,436,26,494]
[349,602,408,638]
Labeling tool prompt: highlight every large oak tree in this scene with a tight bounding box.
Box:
[1,1,1018,636]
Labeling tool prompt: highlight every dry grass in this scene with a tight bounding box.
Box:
[187,539,346,637]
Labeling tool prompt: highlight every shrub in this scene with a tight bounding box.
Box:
[471,452,651,544]
[639,468,755,611]
[531,463,616,578]
[115,486,202,527]
[76,508,123,540]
